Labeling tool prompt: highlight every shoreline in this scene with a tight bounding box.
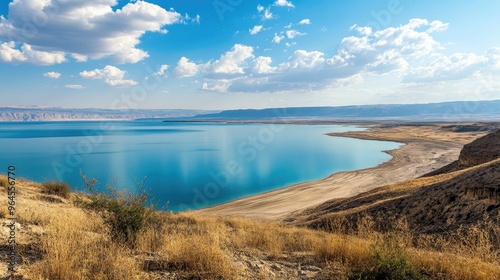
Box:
[196,123,484,220]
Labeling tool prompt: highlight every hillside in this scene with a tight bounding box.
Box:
[292,129,500,235]
[0,176,499,279]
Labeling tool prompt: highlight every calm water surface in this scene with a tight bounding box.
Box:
[0,121,401,211]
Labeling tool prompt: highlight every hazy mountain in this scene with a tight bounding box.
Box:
[184,100,500,121]
[0,107,215,121]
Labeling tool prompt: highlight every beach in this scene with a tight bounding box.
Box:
[196,123,487,220]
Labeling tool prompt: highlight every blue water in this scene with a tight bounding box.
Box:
[0,121,401,211]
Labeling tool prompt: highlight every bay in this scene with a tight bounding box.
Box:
[0,121,401,211]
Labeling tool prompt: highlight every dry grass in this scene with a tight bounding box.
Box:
[1,179,499,279]
[41,181,71,198]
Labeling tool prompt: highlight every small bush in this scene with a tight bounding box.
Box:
[0,176,8,188]
[352,238,427,280]
[80,173,154,246]
[42,181,71,198]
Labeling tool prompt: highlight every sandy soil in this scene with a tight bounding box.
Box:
[196,123,487,220]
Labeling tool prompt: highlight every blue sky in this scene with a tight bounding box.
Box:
[1,0,500,110]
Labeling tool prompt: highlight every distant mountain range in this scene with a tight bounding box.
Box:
[0,107,214,121]
[2,100,500,121]
[184,100,500,122]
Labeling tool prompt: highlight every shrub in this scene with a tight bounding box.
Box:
[0,176,8,188]
[42,181,71,198]
[352,238,427,280]
[80,173,154,246]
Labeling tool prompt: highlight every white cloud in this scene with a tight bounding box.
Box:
[256,4,273,20]
[105,79,138,87]
[263,8,273,20]
[210,44,254,75]
[173,57,200,78]
[285,30,306,39]
[65,84,85,89]
[0,0,183,65]
[274,0,295,8]
[172,19,500,95]
[298,19,311,25]
[0,42,26,63]
[80,66,126,80]
[0,42,66,65]
[183,13,200,24]
[250,25,264,35]
[281,50,325,69]
[155,65,169,77]
[80,65,137,87]
[176,47,257,78]
[252,56,277,74]
[43,71,61,79]
[71,53,88,62]
[202,80,230,92]
[272,33,285,44]
[404,49,500,83]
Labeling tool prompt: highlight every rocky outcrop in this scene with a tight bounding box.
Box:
[458,130,500,167]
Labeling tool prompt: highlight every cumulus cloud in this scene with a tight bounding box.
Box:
[172,18,500,94]
[0,42,66,65]
[209,44,254,75]
[274,0,295,8]
[252,56,277,74]
[298,19,311,25]
[0,0,183,65]
[155,65,169,78]
[80,65,137,87]
[202,80,230,92]
[286,30,305,39]
[404,49,500,83]
[43,71,61,79]
[174,44,255,79]
[249,25,264,35]
[173,57,200,78]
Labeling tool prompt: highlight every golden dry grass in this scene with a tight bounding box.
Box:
[0,178,498,279]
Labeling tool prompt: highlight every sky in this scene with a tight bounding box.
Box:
[1,0,500,110]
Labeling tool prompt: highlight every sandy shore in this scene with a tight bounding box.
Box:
[196,124,486,220]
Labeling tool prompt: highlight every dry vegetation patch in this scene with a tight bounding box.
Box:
[0,176,498,279]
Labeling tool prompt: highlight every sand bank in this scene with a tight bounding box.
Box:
[196,124,485,220]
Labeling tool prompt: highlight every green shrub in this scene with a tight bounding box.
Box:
[80,173,154,246]
[42,181,71,198]
[351,238,427,280]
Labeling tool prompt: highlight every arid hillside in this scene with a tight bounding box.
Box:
[1,176,499,279]
[292,128,500,235]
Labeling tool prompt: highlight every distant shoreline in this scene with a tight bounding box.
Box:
[196,123,487,220]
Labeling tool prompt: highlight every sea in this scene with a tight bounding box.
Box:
[0,121,401,211]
